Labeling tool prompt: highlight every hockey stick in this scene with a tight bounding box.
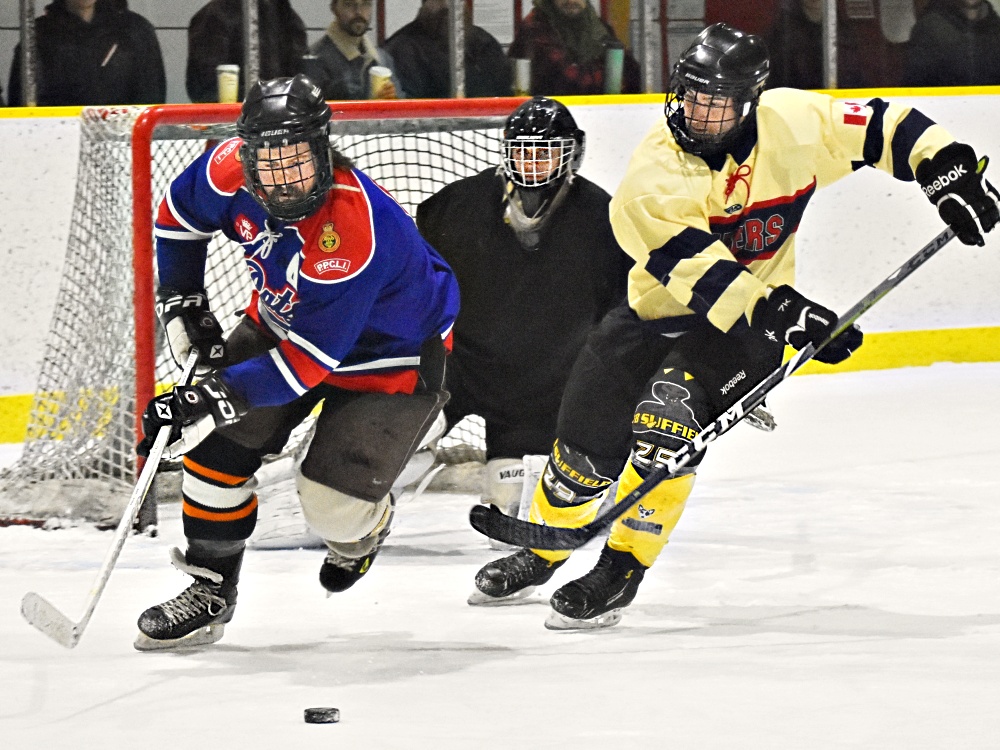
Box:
[21,349,200,648]
[470,226,957,550]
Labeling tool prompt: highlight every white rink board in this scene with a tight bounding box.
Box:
[1,93,999,394]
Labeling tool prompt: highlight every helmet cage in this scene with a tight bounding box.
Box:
[503,136,579,189]
[665,74,761,156]
[239,130,334,222]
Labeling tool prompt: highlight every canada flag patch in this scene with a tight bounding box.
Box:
[843,102,868,126]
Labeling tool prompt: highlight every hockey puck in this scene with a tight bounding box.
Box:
[304,707,340,724]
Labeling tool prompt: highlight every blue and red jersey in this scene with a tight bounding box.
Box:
[154,138,459,409]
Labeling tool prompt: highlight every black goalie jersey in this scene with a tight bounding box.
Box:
[417,168,632,457]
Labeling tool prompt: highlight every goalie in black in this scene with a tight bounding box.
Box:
[417,96,631,530]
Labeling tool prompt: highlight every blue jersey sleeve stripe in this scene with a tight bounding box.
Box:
[645,227,718,284]
[287,330,341,370]
[165,185,217,236]
[154,227,214,241]
[269,349,310,396]
[890,109,934,182]
[334,355,421,373]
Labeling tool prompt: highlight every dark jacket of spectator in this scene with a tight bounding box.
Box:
[303,25,403,101]
[8,0,165,107]
[902,0,1000,86]
[507,0,641,96]
[186,0,308,103]
[384,3,512,98]
[765,0,872,89]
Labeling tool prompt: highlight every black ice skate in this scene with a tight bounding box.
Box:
[319,524,391,594]
[545,546,647,630]
[468,549,565,606]
[134,547,243,651]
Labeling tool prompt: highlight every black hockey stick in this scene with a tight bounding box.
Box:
[20,349,200,648]
[470,226,956,550]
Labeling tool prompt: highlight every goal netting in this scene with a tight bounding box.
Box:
[0,99,521,527]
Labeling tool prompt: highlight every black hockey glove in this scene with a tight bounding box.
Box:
[916,143,1000,247]
[156,288,226,375]
[137,375,247,459]
[752,285,863,365]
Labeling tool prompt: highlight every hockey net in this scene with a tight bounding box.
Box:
[0,99,524,527]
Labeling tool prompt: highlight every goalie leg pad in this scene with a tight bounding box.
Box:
[296,470,392,546]
[528,440,621,564]
[607,462,695,568]
[482,457,525,516]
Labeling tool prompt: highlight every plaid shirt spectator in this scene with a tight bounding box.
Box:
[509,0,640,96]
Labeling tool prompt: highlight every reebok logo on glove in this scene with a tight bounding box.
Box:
[921,163,968,200]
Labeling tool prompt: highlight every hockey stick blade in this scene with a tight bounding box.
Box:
[470,227,956,550]
[21,592,82,648]
[19,349,200,648]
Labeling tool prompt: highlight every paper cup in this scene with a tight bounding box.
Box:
[513,58,531,96]
[368,65,393,98]
[217,64,240,103]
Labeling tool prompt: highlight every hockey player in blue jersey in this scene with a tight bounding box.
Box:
[134,74,458,650]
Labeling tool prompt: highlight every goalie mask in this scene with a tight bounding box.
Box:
[503,96,584,193]
[237,74,335,221]
[665,23,769,158]
[501,97,585,247]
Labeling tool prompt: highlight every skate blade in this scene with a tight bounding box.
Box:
[467,586,540,607]
[133,623,226,651]
[544,608,623,631]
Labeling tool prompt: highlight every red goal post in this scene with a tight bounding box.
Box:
[0,97,525,527]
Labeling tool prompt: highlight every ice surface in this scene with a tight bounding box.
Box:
[2,364,999,749]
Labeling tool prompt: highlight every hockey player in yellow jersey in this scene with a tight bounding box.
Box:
[470,22,999,628]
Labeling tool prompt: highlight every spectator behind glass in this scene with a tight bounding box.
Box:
[508,0,641,96]
[765,0,871,89]
[7,0,165,107]
[302,0,403,100]
[903,0,1000,86]
[384,0,512,98]
[187,0,307,103]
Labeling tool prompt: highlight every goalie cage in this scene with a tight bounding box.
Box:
[0,98,528,528]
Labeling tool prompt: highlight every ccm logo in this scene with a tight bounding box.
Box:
[315,258,351,275]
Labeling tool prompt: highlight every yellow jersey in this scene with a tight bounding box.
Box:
[610,87,955,334]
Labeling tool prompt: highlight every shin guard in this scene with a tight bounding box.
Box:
[528,440,619,563]
[606,462,695,568]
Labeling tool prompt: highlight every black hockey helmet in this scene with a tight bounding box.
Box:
[236,74,334,221]
[665,23,769,157]
[502,96,585,189]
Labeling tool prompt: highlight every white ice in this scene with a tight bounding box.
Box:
[2,363,999,749]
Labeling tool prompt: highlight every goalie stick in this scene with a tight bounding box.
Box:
[21,349,200,648]
[470,226,957,550]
